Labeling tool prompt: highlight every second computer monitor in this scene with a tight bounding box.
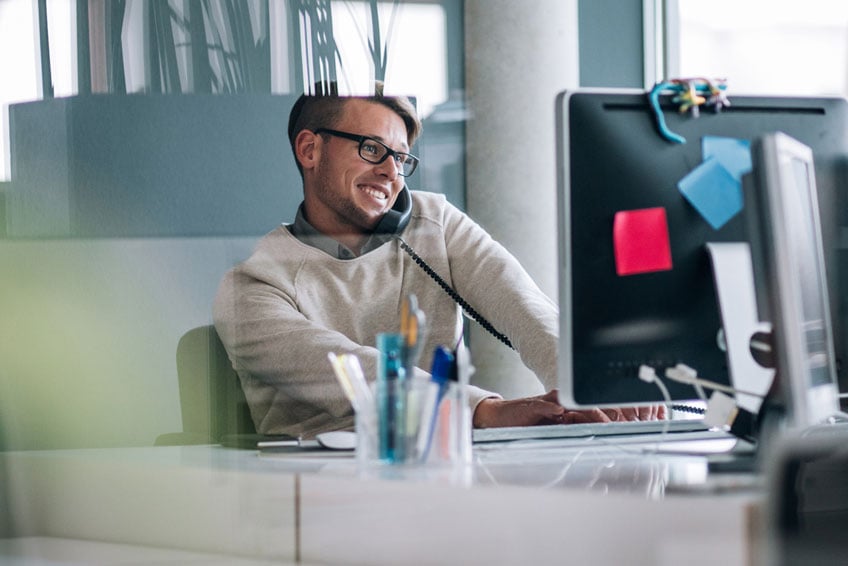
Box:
[747,132,841,428]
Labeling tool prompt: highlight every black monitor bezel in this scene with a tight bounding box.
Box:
[556,89,847,410]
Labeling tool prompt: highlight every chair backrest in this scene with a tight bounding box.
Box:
[171,325,257,443]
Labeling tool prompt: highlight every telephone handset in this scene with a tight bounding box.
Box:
[374,185,413,235]
[381,187,513,349]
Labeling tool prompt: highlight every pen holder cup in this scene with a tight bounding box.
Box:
[356,377,471,469]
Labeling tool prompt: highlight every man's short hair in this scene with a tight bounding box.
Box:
[287,81,422,175]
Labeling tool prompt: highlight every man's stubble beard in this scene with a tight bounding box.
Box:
[313,163,375,234]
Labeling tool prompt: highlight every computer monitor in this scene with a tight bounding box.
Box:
[556,89,848,411]
[746,132,841,428]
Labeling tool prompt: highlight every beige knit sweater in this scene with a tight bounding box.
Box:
[213,191,559,438]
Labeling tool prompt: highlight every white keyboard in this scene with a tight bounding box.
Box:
[472,418,711,443]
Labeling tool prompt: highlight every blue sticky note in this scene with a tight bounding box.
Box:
[702,136,752,181]
[677,157,743,230]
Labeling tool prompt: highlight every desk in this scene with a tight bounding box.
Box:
[1,433,763,565]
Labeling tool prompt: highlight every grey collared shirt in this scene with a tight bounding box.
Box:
[287,203,394,259]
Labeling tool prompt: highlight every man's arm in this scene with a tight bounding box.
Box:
[439,202,560,390]
[213,265,384,436]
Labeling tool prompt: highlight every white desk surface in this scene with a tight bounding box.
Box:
[1,431,765,566]
[0,536,290,566]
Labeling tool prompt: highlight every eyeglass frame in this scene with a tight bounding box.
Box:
[314,128,419,177]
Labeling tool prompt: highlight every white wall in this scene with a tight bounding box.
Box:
[464,0,579,398]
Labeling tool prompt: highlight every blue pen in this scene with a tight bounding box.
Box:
[418,345,455,461]
[431,346,454,401]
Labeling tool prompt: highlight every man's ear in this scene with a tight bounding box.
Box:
[294,129,321,171]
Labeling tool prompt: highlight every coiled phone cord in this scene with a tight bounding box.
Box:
[397,236,513,349]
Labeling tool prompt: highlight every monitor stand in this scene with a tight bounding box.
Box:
[702,242,784,474]
[706,242,775,413]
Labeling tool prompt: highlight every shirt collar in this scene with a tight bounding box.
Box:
[288,203,394,259]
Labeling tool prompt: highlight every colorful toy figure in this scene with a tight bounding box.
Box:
[648,78,729,143]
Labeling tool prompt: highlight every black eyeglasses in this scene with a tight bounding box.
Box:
[315,128,419,177]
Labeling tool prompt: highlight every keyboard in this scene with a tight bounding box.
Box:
[472,418,711,444]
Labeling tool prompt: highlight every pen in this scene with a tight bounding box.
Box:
[327,352,358,410]
[340,353,374,414]
[377,332,406,462]
[400,294,427,376]
[430,345,453,404]
[418,345,455,461]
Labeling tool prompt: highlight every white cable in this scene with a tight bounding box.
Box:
[637,365,673,443]
[692,382,708,401]
[663,363,765,399]
[638,365,673,408]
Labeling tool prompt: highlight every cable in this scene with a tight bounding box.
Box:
[663,363,766,399]
[636,365,706,416]
[641,362,768,417]
[397,236,514,349]
[672,403,706,416]
[647,363,768,443]
[637,365,673,441]
[638,365,672,407]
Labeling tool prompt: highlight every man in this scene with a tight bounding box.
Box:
[213,82,660,439]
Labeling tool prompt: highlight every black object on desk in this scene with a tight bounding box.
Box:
[220,433,300,450]
[766,426,848,566]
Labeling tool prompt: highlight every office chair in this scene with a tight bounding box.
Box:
[155,324,257,446]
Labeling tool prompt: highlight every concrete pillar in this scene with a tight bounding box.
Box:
[464,0,579,398]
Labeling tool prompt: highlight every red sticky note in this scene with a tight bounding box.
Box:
[612,207,673,276]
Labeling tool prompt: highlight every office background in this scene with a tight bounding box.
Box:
[0,0,847,454]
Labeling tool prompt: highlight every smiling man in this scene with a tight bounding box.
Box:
[213,82,657,440]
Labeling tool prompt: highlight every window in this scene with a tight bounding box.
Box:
[667,0,848,97]
[0,0,450,181]
[329,1,447,118]
[0,0,75,181]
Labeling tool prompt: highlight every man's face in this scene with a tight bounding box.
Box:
[303,99,409,238]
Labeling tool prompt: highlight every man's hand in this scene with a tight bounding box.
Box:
[600,404,666,422]
[472,389,666,428]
